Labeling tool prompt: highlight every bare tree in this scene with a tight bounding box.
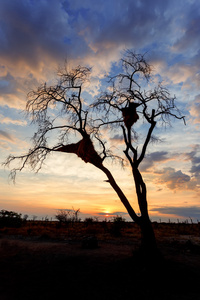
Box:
[4,51,185,261]
[55,208,81,224]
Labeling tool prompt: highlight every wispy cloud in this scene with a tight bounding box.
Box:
[97,211,128,216]
[189,95,200,124]
[0,129,14,142]
[0,114,27,126]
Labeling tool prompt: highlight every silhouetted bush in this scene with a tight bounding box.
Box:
[0,210,23,228]
[84,217,97,226]
[110,215,126,236]
[55,208,81,226]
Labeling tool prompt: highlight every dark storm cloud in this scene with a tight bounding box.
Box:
[150,206,200,220]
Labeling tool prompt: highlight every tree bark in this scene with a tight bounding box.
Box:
[132,167,162,263]
[99,164,161,262]
[98,165,140,223]
[139,216,157,254]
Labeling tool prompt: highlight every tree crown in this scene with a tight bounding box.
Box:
[3,51,185,181]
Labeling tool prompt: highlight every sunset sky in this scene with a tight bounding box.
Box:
[0,0,200,222]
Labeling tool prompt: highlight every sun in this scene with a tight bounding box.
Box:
[104,209,111,217]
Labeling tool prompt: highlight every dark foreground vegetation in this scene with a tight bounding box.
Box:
[0,214,200,300]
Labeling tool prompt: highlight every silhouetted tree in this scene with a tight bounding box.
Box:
[55,208,80,225]
[4,50,185,261]
[0,209,23,228]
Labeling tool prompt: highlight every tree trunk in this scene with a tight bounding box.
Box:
[132,167,163,264]
[98,164,162,265]
[139,216,158,255]
[136,214,164,270]
[98,164,140,223]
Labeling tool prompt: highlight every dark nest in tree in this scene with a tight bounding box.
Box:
[122,102,139,129]
[57,135,103,167]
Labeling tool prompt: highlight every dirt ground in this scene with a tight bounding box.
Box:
[0,223,200,300]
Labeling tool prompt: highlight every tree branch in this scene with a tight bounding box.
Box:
[98,164,140,223]
[137,110,156,167]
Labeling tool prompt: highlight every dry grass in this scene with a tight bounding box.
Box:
[0,222,200,300]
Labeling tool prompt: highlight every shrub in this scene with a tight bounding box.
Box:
[110,215,126,236]
[0,209,23,228]
[84,217,95,226]
[55,208,81,226]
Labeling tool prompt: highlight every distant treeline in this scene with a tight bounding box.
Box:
[0,209,199,229]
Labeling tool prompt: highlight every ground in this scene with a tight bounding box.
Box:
[0,222,200,299]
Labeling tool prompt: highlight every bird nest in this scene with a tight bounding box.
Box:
[122,102,139,128]
[57,135,103,167]
[77,136,102,166]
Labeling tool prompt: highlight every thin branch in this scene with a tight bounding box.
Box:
[137,110,156,166]
[121,126,133,166]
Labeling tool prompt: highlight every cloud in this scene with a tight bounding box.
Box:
[0,0,71,68]
[185,144,200,178]
[156,167,191,190]
[0,72,35,109]
[150,205,200,220]
[147,145,200,191]
[72,0,174,50]
[97,211,128,217]
[0,114,27,126]
[0,129,27,149]
[0,0,74,109]
[185,144,200,164]
[110,134,124,144]
[172,14,200,55]
[167,63,194,85]
[140,151,169,172]
[98,211,128,215]
[189,95,200,124]
[0,0,200,111]
[1,0,200,221]
[0,129,14,142]
[190,165,200,177]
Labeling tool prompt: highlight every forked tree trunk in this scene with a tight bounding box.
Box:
[98,164,161,263]
[132,166,162,262]
[58,140,160,263]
